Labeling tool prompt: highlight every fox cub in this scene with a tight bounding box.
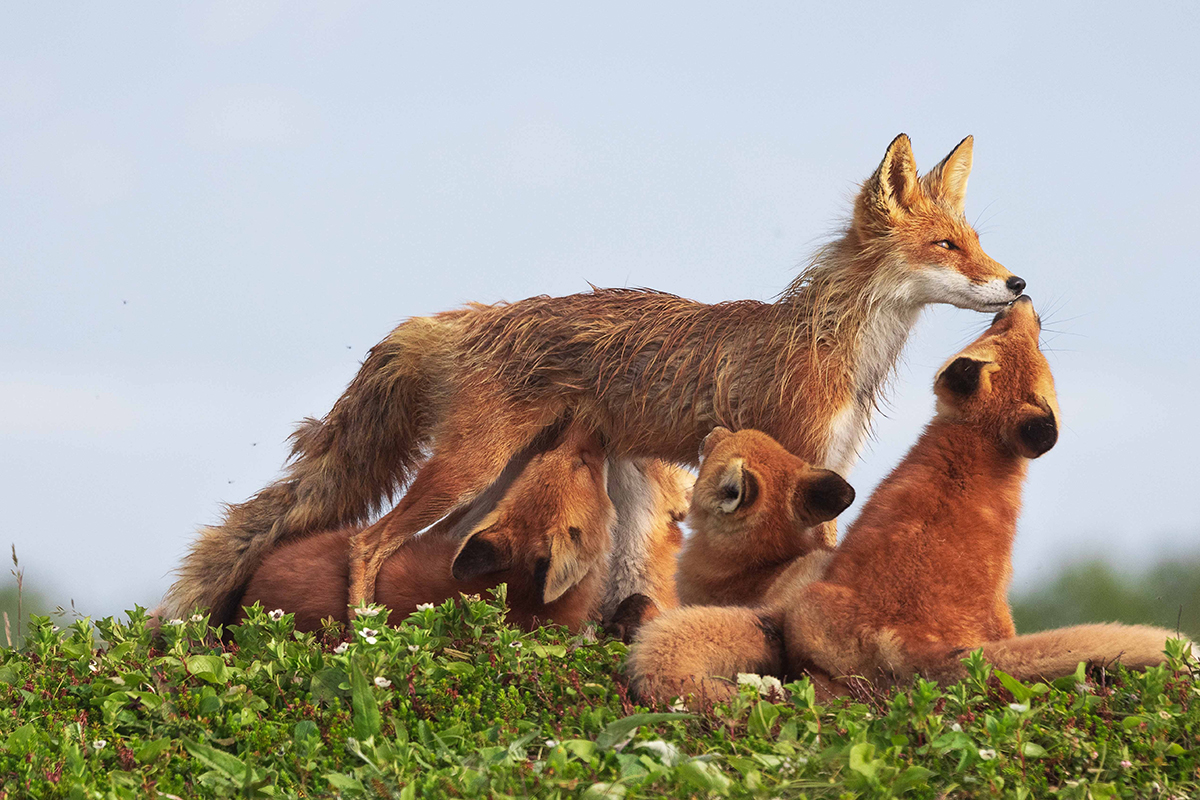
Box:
[237,423,616,633]
[607,428,852,643]
[628,298,1189,705]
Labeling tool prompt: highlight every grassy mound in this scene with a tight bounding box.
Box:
[0,589,1196,798]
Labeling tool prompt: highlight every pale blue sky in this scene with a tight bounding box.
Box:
[2,3,1197,615]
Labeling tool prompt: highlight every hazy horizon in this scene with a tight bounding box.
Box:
[2,3,1197,618]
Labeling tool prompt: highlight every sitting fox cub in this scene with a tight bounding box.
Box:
[606,428,852,641]
[238,424,687,633]
[629,297,1189,705]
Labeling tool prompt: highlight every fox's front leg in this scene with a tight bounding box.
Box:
[626,606,785,710]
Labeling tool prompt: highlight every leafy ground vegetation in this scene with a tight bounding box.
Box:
[0,590,1197,800]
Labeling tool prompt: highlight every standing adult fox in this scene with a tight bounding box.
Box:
[163,133,1028,621]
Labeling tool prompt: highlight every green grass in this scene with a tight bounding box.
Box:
[0,589,1197,799]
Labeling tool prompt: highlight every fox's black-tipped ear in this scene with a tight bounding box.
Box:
[701,426,733,462]
[452,527,511,581]
[921,135,973,215]
[936,356,989,397]
[864,133,920,215]
[797,470,855,525]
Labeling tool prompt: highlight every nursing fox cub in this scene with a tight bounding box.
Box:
[628,298,1188,705]
[163,134,1028,622]
[237,424,686,633]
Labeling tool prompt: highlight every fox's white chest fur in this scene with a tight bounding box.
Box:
[822,301,922,476]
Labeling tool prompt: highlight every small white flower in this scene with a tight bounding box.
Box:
[416,603,434,611]
[51,625,60,632]
[509,640,522,649]
[978,748,996,761]
[1159,710,1172,720]
[759,675,783,697]
[363,636,378,645]
[92,740,107,750]
[737,672,764,690]
[465,594,482,602]
[407,645,419,653]
[669,697,687,712]
[950,723,963,732]
[1120,760,1133,768]
[544,738,559,748]
[1009,703,1029,713]
[333,642,349,654]
[1074,681,1093,694]
[268,609,285,621]
[374,676,392,688]
[190,614,205,623]
[88,661,98,673]
[359,628,379,638]
[167,618,185,626]
[355,605,384,617]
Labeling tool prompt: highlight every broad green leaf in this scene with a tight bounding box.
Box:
[594,712,695,750]
[893,765,934,793]
[183,738,249,782]
[1022,742,1048,758]
[136,738,172,763]
[994,670,1033,703]
[583,781,627,799]
[4,724,37,754]
[848,742,878,781]
[747,701,780,738]
[186,654,227,684]
[350,661,382,740]
[310,667,349,706]
[677,759,731,793]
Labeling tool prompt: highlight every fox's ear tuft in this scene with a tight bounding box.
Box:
[864,133,920,216]
[701,426,733,462]
[922,135,973,215]
[452,527,511,581]
[936,356,989,397]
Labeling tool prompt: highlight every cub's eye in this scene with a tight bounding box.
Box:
[933,240,957,250]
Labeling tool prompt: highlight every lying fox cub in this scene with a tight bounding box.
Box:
[629,297,1189,705]
[238,424,618,632]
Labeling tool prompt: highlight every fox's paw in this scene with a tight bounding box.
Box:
[604,593,659,644]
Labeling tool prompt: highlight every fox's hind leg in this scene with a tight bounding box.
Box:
[348,394,566,607]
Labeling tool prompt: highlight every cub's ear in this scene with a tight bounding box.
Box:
[796,469,855,525]
[700,426,733,462]
[714,460,759,514]
[921,135,973,215]
[540,537,593,604]
[451,525,512,581]
[935,356,991,398]
[862,133,920,216]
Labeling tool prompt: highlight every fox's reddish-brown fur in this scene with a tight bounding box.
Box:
[607,429,850,642]
[162,134,1026,622]
[236,423,615,633]
[629,298,1190,706]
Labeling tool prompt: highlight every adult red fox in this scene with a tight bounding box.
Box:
[628,298,1189,705]
[162,133,1027,622]
[236,423,616,633]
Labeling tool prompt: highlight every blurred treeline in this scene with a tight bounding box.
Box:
[1011,556,1200,640]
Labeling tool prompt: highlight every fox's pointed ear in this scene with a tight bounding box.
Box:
[862,133,920,217]
[540,538,593,603]
[935,356,995,399]
[795,469,855,526]
[921,135,973,215]
[700,426,733,462]
[452,524,512,581]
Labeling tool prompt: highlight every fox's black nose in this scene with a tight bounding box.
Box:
[1006,276,1026,295]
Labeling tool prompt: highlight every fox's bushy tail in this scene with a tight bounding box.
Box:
[160,319,445,624]
[974,623,1191,681]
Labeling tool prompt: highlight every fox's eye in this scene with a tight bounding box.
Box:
[933,240,957,250]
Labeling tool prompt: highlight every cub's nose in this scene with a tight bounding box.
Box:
[1006,276,1026,295]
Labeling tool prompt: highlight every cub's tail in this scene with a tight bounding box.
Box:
[977,623,1192,681]
[160,318,446,625]
[626,605,785,710]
